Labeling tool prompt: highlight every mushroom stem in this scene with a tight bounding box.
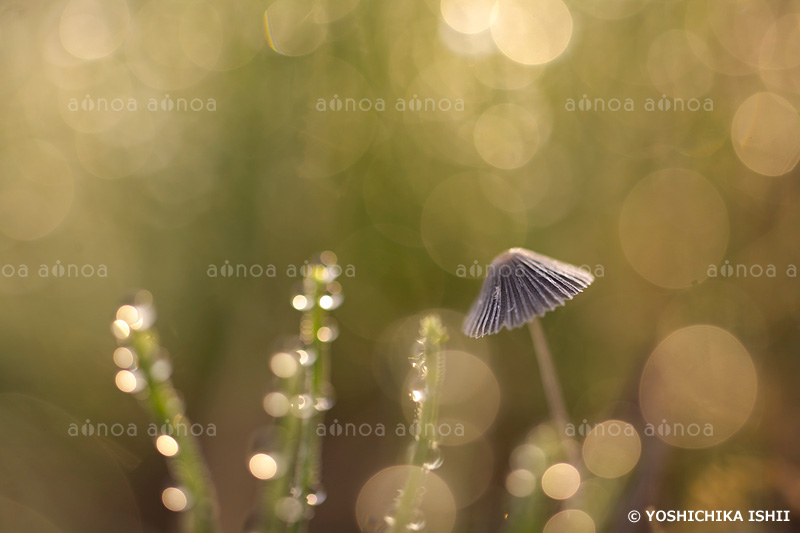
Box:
[527,319,577,464]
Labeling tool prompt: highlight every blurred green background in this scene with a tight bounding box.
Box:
[1,0,800,531]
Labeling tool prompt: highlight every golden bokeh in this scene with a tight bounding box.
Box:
[491,0,573,65]
[731,92,800,176]
[640,325,757,448]
[59,0,130,61]
[440,0,495,35]
[506,469,537,498]
[619,168,729,289]
[543,509,595,533]
[356,466,456,532]
[541,463,581,500]
[581,420,641,479]
[402,350,500,445]
[248,453,279,480]
[162,487,188,512]
[155,435,180,457]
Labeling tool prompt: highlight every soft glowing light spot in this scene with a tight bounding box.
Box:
[111,319,131,340]
[150,359,172,382]
[731,92,800,176]
[319,295,334,309]
[473,104,539,169]
[116,305,140,326]
[317,327,333,342]
[441,0,495,35]
[296,349,316,366]
[263,392,291,417]
[270,352,298,378]
[639,325,757,449]
[249,453,278,480]
[156,435,179,457]
[581,421,641,479]
[114,370,138,393]
[619,169,728,289]
[275,497,304,523]
[356,466,457,533]
[320,251,338,266]
[327,281,342,295]
[506,469,537,497]
[510,444,547,473]
[541,463,580,500]
[112,347,135,369]
[544,509,595,533]
[162,487,188,512]
[292,295,309,310]
[401,350,500,445]
[59,0,130,60]
[490,0,573,65]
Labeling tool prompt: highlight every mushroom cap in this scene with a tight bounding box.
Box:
[462,248,594,338]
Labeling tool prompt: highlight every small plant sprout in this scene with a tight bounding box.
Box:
[462,248,594,456]
[386,314,448,533]
[254,252,342,532]
[111,290,221,533]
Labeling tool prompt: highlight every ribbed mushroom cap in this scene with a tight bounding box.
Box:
[463,248,594,338]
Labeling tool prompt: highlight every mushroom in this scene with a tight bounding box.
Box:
[462,247,594,446]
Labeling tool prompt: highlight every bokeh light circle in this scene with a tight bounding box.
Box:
[619,169,728,289]
[401,350,500,445]
[639,325,757,448]
[543,509,595,533]
[356,466,456,532]
[731,92,800,177]
[490,0,573,65]
[581,420,641,479]
[440,0,495,35]
[541,463,580,500]
[506,469,537,498]
[59,0,130,60]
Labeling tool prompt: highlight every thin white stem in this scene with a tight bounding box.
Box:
[528,319,578,465]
